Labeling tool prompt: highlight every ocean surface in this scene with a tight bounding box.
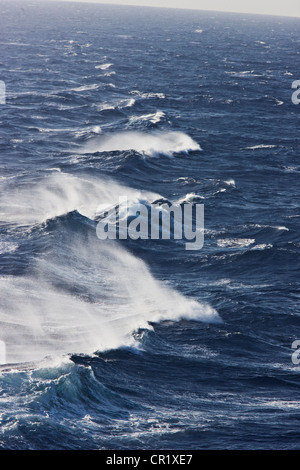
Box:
[0,0,300,450]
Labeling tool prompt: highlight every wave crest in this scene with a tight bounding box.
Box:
[81,130,201,157]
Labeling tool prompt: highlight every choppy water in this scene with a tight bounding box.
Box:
[0,0,300,450]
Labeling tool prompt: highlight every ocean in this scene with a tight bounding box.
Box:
[0,0,300,450]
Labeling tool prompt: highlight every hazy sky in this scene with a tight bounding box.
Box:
[60,0,300,18]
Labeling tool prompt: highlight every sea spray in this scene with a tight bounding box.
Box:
[80,130,201,157]
[0,232,220,364]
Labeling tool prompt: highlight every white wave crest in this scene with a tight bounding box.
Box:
[0,173,160,225]
[95,63,113,70]
[130,90,165,99]
[176,193,205,204]
[217,238,255,248]
[0,242,18,254]
[72,84,100,92]
[129,111,165,124]
[81,130,201,157]
[0,220,220,364]
[0,243,220,364]
[245,144,277,150]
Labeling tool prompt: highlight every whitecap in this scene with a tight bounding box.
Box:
[72,84,99,92]
[118,98,135,108]
[129,111,165,124]
[245,144,277,150]
[217,238,255,248]
[251,243,273,250]
[176,193,205,204]
[0,173,220,363]
[223,179,236,187]
[130,90,165,99]
[248,224,289,231]
[95,102,116,112]
[0,172,159,225]
[0,242,18,255]
[95,63,113,70]
[80,130,201,157]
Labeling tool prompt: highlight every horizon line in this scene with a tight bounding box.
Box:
[45,0,300,19]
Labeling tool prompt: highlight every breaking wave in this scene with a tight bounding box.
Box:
[80,130,201,157]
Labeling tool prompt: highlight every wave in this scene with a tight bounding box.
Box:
[250,224,289,232]
[94,98,135,112]
[80,130,201,157]
[176,176,200,185]
[129,111,165,125]
[119,98,136,108]
[0,168,220,364]
[0,172,159,225]
[176,192,205,204]
[130,90,166,99]
[283,166,300,173]
[225,70,262,78]
[251,243,273,250]
[224,179,236,187]
[0,241,19,255]
[245,144,277,150]
[72,84,100,92]
[0,358,143,446]
[0,228,220,364]
[217,238,255,248]
[95,63,113,70]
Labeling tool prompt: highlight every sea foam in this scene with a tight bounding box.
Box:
[81,130,201,157]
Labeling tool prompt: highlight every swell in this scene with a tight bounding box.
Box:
[0,174,220,364]
[79,130,201,157]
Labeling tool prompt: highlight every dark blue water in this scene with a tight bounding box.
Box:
[0,0,300,450]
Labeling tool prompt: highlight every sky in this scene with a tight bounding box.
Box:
[60,0,300,18]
